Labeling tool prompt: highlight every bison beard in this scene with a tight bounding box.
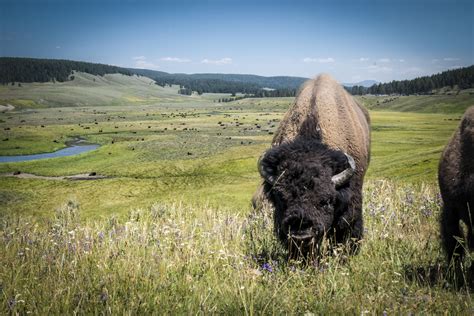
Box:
[259,135,363,258]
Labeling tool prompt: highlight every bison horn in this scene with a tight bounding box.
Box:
[331,153,356,188]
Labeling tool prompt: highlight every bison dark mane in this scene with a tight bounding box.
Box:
[260,135,360,255]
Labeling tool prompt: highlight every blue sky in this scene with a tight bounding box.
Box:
[1,0,473,83]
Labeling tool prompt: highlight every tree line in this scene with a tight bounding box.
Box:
[166,78,297,97]
[348,65,474,95]
[0,57,297,96]
[0,57,132,84]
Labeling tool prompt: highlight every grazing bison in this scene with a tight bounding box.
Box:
[439,106,474,265]
[253,74,371,257]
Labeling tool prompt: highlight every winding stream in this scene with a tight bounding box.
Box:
[0,139,100,163]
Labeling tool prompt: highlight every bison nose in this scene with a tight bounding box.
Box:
[282,213,316,240]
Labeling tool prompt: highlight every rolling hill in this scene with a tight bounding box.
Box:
[1,57,308,92]
[130,68,308,90]
[0,72,191,108]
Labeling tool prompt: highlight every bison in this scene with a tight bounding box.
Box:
[253,74,371,257]
[439,105,474,265]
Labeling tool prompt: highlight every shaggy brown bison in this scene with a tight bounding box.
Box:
[253,74,371,257]
[439,105,474,265]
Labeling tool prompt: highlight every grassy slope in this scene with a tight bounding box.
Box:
[0,72,213,108]
[0,86,472,313]
[0,94,461,219]
[356,89,474,113]
[0,182,471,314]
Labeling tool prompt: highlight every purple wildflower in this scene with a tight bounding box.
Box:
[262,263,273,273]
[98,231,105,243]
[100,291,108,304]
[420,205,432,217]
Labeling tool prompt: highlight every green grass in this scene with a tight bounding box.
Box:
[0,88,472,313]
[356,90,474,113]
[0,181,471,314]
[0,72,230,108]
[0,98,461,218]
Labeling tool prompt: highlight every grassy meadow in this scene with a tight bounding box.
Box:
[0,75,473,313]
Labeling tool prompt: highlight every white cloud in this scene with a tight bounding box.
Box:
[367,64,392,73]
[448,65,462,69]
[378,58,391,63]
[359,57,369,62]
[132,56,159,69]
[443,57,460,61]
[201,57,232,65]
[432,59,439,63]
[398,59,405,62]
[56,46,61,49]
[303,57,335,63]
[400,67,422,74]
[161,57,191,63]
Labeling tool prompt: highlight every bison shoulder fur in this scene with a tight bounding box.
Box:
[439,105,474,264]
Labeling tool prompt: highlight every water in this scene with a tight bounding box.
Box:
[0,144,100,163]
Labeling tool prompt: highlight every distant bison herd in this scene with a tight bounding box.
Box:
[254,74,473,268]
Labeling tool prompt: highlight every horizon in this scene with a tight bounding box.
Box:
[1,0,473,83]
[4,56,473,86]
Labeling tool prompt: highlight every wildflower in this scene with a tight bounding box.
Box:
[97,231,104,242]
[100,291,108,304]
[420,205,432,217]
[8,297,16,310]
[261,262,273,273]
[368,203,376,217]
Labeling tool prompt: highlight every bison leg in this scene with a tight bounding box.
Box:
[441,204,464,264]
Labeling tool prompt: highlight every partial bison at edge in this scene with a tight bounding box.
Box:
[253,74,371,258]
[439,105,474,265]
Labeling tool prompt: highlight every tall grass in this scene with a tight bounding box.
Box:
[1,180,471,314]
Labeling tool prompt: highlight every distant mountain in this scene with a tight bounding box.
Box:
[0,57,308,95]
[0,57,304,97]
[343,80,379,88]
[129,68,308,90]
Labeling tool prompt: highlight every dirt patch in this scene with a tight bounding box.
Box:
[2,172,110,181]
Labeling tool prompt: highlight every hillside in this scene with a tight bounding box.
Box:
[1,57,308,94]
[130,68,308,90]
[0,57,132,83]
[0,72,192,108]
[356,89,474,113]
[349,65,474,95]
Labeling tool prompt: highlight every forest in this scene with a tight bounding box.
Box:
[1,57,473,97]
[0,57,132,83]
[348,66,474,95]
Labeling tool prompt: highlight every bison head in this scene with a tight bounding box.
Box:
[259,138,355,255]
